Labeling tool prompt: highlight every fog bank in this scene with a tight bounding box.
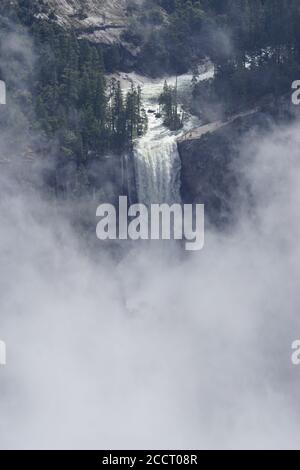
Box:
[1,118,300,449]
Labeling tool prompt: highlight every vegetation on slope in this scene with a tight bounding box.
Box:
[123,0,300,117]
[0,2,147,197]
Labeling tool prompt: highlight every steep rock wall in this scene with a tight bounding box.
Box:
[178,111,275,227]
[37,0,128,45]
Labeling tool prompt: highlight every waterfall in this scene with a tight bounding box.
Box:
[122,65,214,206]
[134,135,181,206]
[132,75,190,206]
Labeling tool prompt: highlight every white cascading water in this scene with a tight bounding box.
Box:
[123,66,214,206]
[134,130,182,206]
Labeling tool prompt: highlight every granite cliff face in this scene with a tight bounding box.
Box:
[178,94,300,226]
[177,108,292,227]
[36,0,128,44]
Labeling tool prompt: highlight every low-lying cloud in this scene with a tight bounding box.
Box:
[1,115,300,449]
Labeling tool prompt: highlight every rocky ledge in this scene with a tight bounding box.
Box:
[178,99,300,227]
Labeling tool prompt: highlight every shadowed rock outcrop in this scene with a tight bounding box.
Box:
[178,99,300,227]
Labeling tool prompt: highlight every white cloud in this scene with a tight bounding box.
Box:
[1,117,300,449]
